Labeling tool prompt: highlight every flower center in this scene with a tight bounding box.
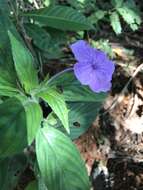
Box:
[91,64,97,70]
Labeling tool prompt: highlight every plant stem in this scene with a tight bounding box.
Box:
[48,67,74,84]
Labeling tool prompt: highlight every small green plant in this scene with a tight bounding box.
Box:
[0,0,141,189]
[0,1,107,189]
[67,0,141,34]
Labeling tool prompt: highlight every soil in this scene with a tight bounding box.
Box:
[107,158,143,190]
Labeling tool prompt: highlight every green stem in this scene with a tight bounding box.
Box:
[48,67,73,84]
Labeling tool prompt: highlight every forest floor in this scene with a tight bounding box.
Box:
[75,25,143,190]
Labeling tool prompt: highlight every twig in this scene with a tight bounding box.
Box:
[103,63,143,114]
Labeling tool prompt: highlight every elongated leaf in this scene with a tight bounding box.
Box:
[0,85,19,97]
[0,61,17,90]
[88,10,106,24]
[0,8,20,90]
[0,154,27,190]
[0,64,19,97]
[0,0,7,8]
[48,102,102,140]
[67,0,84,10]
[43,27,67,58]
[36,126,90,190]
[8,31,38,93]
[36,87,69,133]
[24,23,51,51]
[25,180,38,190]
[47,27,67,45]
[110,12,122,34]
[24,5,93,31]
[34,168,48,190]
[111,0,123,8]
[23,100,43,145]
[48,71,107,102]
[15,95,43,145]
[38,177,48,190]
[67,102,101,139]
[0,98,27,157]
[43,0,55,6]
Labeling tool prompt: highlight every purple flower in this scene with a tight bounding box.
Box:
[70,40,115,93]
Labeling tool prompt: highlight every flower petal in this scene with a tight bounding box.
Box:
[70,40,94,62]
[93,50,115,81]
[100,60,115,80]
[74,61,93,85]
[89,73,112,92]
[89,80,111,92]
[93,50,107,64]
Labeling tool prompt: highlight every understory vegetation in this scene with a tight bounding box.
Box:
[0,0,142,190]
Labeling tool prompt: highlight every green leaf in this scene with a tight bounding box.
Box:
[40,27,67,59]
[25,180,38,190]
[117,3,141,31]
[23,5,93,31]
[48,102,102,140]
[0,85,19,97]
[36,126,90,190]
[88,10,106,24]
[0,0,7,8]
[0,98,27,157]
[111,0,123,8]
[48,71,107,102]
[36,87,69,133]
[110,12,122,34]
[23,99,43,145]
[43,0,55,6]
[0,98,3,104]
[24,23,51,51]
[67,0,84,10]
[0,59,17,94]
[38,176,48,190]
[0,154,27,190]
[67,102,101,139]
[0,8,20,91]
[8,31,38,93]
[15,95,43,145]
[0,59,19,97]
[124,0,140,11]
[47,27,67,44]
